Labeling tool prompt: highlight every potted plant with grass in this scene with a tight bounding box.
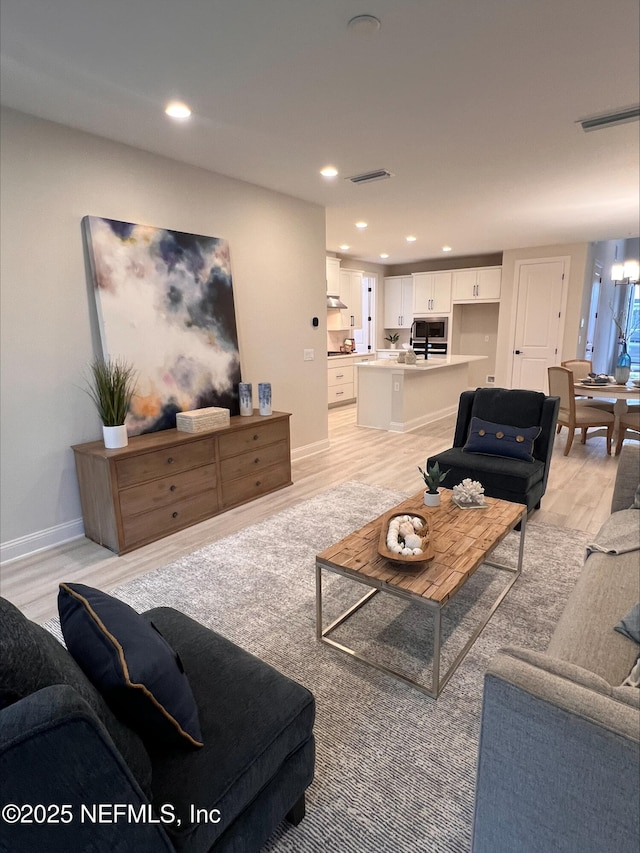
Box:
[418,461,449,507]
[85,357,137,449]
[385,333,399,350]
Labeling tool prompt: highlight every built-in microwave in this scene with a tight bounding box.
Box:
[410,316,449,356]
[412,317,448,342]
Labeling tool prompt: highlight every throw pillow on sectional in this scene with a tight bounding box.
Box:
[58,583,203,748]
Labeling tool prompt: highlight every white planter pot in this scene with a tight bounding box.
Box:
[103,424,128,449]
[388,343,397,350]
[423,490,441,507]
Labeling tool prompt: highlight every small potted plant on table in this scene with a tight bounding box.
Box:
[418,461,449,507]
[385,333,399,350]
[85,357,137,449]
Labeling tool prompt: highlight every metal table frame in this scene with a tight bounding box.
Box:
[315,512,526,698]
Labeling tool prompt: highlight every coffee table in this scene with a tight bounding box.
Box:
[315,489,526,698]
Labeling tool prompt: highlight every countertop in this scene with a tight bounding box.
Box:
[354,354,487,371]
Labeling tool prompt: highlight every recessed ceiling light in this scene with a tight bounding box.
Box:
[442,245,453,252]
[355,221,368,229]
[406,235,417,242]
[320,166,338,178]
[379,253,389,259]
[347,14,382,36]
[339,244,350,251]
[165,101,191,119]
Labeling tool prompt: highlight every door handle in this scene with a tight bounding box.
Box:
[514,349,523,355]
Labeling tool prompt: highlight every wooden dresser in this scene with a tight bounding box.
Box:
[72,411,292,554]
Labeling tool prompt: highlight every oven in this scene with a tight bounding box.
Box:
[410,317,449,356]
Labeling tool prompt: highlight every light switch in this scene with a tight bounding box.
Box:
[304,349,314,361]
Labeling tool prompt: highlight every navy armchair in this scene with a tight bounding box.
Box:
[427,387,560,512]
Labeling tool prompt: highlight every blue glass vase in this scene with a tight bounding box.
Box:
[614,342,631,384]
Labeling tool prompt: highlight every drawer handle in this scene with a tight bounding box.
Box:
[254,457,260,464]
[336,391,344,396]
[172,511,178,519]
[255,480,261,487]
[167,456,174,464]
[169,484,176,492]
[336,373,344,378]
[253,434,259,441]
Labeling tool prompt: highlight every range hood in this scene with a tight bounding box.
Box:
[327,294,348,309]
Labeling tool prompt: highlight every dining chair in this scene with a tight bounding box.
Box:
[548,366,614,456]
[561,359,615,413]
[615,411,640,456]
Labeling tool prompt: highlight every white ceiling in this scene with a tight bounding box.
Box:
[1,0,639,264]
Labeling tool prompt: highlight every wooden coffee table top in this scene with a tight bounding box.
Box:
[317,489,525,604]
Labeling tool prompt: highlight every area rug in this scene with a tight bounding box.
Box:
[45,482,589,852]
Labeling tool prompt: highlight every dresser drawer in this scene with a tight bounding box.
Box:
[221,463,290,508]
[119,464,217,517]
[218,420,289,459]
[219,440,288,481]
[328,383,354,404]
[116,438,215,487]
[122,489,218,549]
[328,364,354,386]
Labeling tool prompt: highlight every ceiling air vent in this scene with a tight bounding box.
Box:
[346,169,393,184]
[578,105,640,132]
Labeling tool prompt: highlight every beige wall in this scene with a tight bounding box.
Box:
[0,108,327,557]
[494,242,590,388]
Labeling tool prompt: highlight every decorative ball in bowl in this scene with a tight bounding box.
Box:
[377,509,434,566]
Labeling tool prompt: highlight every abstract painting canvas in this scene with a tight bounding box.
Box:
[83,216,241,434]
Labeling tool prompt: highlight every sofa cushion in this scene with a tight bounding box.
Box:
[463,417,541,462]
[58,584,203,748]
[547,544,640,686]
[142,607,315,852]
[0,596,152,793]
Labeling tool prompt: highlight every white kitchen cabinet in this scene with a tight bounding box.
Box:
[326,256,341,295]
[413,272,452,314]
[340,269,363,329]
[383,276,414,328]
[452,266,501,302]
[328,359,355,405]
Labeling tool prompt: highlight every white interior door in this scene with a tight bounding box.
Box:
[511,259,567,391]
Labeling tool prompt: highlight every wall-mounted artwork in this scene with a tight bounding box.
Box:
[83,216,241,434]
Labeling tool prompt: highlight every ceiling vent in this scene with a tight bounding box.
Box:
[346,169,393,184]
[579,105,640,132]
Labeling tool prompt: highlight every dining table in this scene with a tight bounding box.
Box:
[573,380,640,450]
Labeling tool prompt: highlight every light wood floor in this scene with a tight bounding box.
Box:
[1,404,623,624]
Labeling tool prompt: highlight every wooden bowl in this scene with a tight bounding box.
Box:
[377,509,435,566]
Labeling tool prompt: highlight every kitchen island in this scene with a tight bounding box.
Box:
[355,354,487,432]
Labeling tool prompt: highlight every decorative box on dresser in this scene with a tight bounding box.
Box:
[72,411,292,554]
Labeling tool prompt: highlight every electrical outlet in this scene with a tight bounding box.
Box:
[304,348,314,361]
[484,335,490,342]
[394,381,400,391]
[486,375,495,384]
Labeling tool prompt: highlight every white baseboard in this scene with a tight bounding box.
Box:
[291,438,330,461]
[1,441,330,565]
[0,518,85,566]
[389,404,458,433]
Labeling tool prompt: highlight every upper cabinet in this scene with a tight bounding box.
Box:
[452,267,501,302]
[326,256,341,295]
[413,272,452,315]
[383,276,414,328]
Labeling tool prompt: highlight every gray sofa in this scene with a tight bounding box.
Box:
[472,443,640,853]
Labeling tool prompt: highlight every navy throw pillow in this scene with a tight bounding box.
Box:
[58,583,203,748]
[463,417,541,462]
